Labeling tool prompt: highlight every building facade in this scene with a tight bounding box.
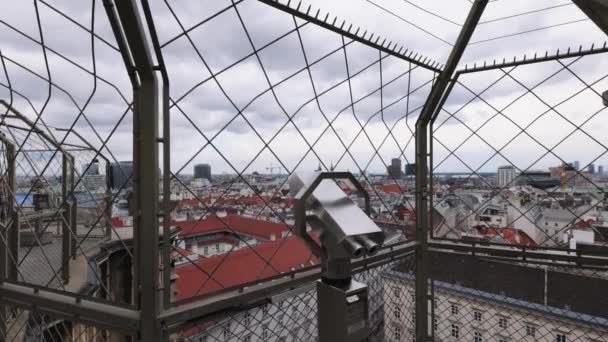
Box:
[194,164,212,181]
[497,165,516,188]
[109,161,134,190]
[405,163,416,177]
[388,158,402,179]
[382,253,608,342]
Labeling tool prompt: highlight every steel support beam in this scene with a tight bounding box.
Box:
[414,1,487,341]
[257,0,442,73]
[61,154,71,284]
[0,282,139,333]
[6,138,17,282]
[138,0,172,311]
[0,134,16,283]
[572,0,608,36]
[0,134,16,340]
[108,0,163,340]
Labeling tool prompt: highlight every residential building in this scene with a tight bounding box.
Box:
[382,252,608,342]
[388,158,402,179]
[497,165,516,188]
[194,163,212,182]
[109,161,134,190]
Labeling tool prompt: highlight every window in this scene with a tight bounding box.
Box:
[215,243,220,252]
[498,317,509,329]
[526,325,536,337]
[393,287,401,299]
[474,331,483,342]
[203,246,208,255]
[433,318,438,331]
[451,324,459,338]
[556,334,567,342]
[244,312,251,326]
[394,326,401,340]
[243,335,251,342]
[394,306,401,319]
[451,303,459,315]
[474,311,482,322]
[411,310,416,323]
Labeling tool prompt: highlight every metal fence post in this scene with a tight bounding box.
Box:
[414,1,488,341]
[106,0,164,340]
[0,136,15,340]
[105,179,112,240]
[0,137,15,282]
[70,156,77,259]
[139,0,172,311]
[61,154,70,284]
[7,140,17,283]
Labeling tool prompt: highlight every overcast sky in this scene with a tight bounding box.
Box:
[1,0,607,177]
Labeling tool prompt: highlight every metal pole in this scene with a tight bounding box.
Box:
[61,154,70,284]
[105,157,112,239]
[138,0,172,310]
[414,1,487,341]
[110,0,162,340]
[54,128,114,239]
[0,139,11,283]
[69,156,77,259]
[0,137,14,341]
[7,140,17,282]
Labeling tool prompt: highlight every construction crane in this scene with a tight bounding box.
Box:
[265,165,281,175]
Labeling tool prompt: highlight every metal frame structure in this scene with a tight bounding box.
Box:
[0,100,78,284]
[54,128,113,240]
[0,0,606,341]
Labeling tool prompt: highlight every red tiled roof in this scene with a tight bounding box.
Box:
[176,214,290,240]
[175,236,316,302]
[381,184,403,193]
[176,194,292,210]
[576,219,595,229]
[398,209,416,219]
[111,217,127,228]
[475,227,536,246]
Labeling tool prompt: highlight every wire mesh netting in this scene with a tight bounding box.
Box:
[432,47,608,249]
[152,0,429,309]
[0,303,133,341]
[0,0,608,341]
[0,0,137,313]
[174,256,413,341]
[426,252,608,342]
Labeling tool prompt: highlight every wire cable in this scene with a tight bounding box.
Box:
[478,3,573,25]
[367,0,454,46]
[470,18,589,45]
[399,0,462,26]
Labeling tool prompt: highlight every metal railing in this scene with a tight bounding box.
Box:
[0,0,607,341]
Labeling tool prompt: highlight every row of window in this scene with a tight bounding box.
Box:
[446,324,568,342]
[392,287,416,301]
[392,312,568,342]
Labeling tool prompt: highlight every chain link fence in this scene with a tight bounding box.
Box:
[0,0,607,341]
